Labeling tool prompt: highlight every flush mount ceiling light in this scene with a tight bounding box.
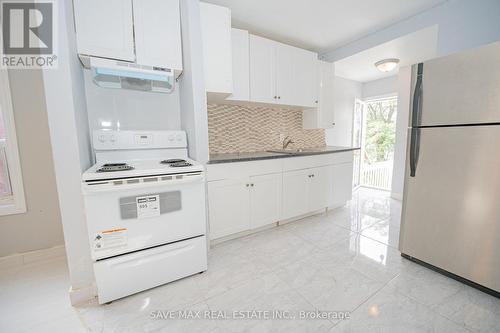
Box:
[375,58,400,72]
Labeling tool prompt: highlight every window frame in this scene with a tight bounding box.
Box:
[0,68,26,216]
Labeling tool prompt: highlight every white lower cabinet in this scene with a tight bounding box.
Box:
[207,179,250,240]
[282,169,309,219]
[330,162,354,208]
[208,173,282,240]
[282,166,329,219]
[249,173,282,229]
[307,166,330,212]
[207,152,355,241]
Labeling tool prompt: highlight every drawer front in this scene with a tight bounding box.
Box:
[282,152,354,171]
[283,154,331,171]
[94,236,207,304]
[207,159,283,181]
[329,151,354,164]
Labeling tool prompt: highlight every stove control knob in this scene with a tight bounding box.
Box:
[109,135,116,142]
[98,135,106,143]
[168,135,175,141]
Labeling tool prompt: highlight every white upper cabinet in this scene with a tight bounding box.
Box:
[249,35,276,104]
[132,0,182,71]
[200,2,233,97]
[275,42,295,105]
[292,48,319,108]
[248,34,318,108]
[74,0,135,61]
[303,60,336,129]
[74,0,182,71]
[227,29,250,101]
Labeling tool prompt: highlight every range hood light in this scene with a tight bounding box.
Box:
[374,58,400,72]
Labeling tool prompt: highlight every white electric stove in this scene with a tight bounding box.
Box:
[82,130,207,304]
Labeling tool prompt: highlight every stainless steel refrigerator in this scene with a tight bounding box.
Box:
[399,41,500,296]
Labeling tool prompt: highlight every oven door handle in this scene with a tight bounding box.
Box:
[82,174,205,193]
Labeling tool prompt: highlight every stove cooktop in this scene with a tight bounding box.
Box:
[83,158,204,182]
[160,159,193,167]
[96,163,134,172]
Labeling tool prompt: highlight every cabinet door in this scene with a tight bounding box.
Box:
[200,2,232,94]
[282,169,309,219]
[249,173,282,229]
[208,179,250,240]
[308,166,329,212]
[249,35,276,103]
[302,61,335,129]
[227,28,250,101]
[330,163,354,208]
[319,61,336,127]
[275,43,295,105]
[133,0,182,71]
[74,0,135,61]
[292,48,318,108]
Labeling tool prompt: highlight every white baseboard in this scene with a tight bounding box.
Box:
[69,284,97,306]
[391,192,403,200]
[0,245,66,270]
[210,208,329,247]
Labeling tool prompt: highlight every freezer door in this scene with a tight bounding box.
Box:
[400,125,500,292]
[411,41,500,127]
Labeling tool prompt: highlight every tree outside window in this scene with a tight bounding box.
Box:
[364,98,397,164]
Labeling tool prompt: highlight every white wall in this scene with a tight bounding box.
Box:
[362,75,398,100]
[83,72,182,133]
[323,0,500,197]
[0,70,63,257]
[43,0,95,304]
[179,0,210,163]
[321,0,500,62]
[391,67,412,199]
[325,76,362,146]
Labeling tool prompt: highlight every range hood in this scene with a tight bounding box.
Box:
[79,56,175,94]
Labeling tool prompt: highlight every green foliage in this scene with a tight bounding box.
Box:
[364,99,397,163]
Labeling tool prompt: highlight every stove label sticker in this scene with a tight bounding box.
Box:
[136,195,160,219]
[93,228,127,251]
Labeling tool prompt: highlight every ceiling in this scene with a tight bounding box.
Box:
[334,25,439,82]
[201,0,447,52]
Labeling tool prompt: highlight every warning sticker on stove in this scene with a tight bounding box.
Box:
[136,194,160,219]
[93,228,127,251]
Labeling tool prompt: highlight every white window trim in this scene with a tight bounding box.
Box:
[0,68,26,216]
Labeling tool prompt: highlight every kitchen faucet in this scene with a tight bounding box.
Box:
[282,136,294,149]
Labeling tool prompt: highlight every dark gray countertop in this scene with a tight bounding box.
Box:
[208,146,360,164]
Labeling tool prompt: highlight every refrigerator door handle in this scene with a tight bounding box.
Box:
[409,128,421,177]
[410,63,424,177]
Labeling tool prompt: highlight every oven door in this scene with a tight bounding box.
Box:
[83,173,206,260]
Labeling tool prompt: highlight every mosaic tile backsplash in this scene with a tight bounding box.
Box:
[207,104,326,154]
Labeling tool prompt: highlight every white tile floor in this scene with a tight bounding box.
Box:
[1,188,499,332]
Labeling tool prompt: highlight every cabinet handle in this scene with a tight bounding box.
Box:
[274,96,277,99]
[315,100,318,104]
[246,184,249,187]
[278,96,281,99]
[251,183,254,187]
[332,122,336,126]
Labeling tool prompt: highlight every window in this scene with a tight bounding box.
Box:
[0,68,26,215]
